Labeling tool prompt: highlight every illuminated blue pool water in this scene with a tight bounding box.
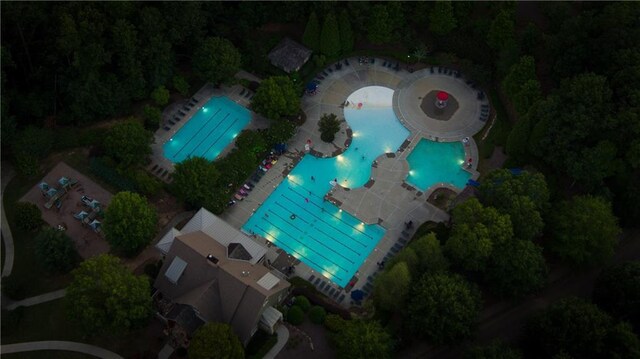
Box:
[163,96,250,163]
[243,86,408,287]
[406,139,471,191]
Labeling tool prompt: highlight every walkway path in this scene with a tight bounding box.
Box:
[1,162,16,277]
[1,341,123,359]
[264,325,290,359]
[6,289,67,311]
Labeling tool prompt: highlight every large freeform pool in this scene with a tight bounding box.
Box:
[163,96,251,163]
[405,139,471,191]
[243,86,409,287]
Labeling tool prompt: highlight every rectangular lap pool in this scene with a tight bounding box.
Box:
[163,96,251,163]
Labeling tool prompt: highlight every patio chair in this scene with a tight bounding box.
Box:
[438,67,442,74]
[164,126,171,131]
[308,274,316,283]
[314,277,321,286]
[319,281,327,290]
[240,88,246,96]
[338,294,345,302]
[383,61,388,67]
[328,287,336,296]
[344,59,350,66]
[168,120,176,125]
[192,97,199,103]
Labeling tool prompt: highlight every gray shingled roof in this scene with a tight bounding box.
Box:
[268,37,312,73]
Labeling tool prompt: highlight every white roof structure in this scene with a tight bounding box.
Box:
[157,228,182,254]
[256,272,280,291]
[259,306,283,329]
[156,208,267,265]
[165,256,187,284]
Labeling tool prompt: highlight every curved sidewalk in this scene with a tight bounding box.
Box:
[1,163,16,277]
[263,325,290,359]
[1,341,123,359]
[5,289,67,311]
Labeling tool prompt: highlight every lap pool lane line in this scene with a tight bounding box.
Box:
[171,108,221,160]
[185,113,232,158]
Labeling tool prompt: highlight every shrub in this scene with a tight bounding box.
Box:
[172,75,190,97]
[142,105,162,131]
[318,113,341,143]
[287,305,305,325]
[309,305,327,324]
[324,314,347,332]
[35,228,80,273]
[89,157,137,192]
[294,295,311,312]
[150,86,170,106]
[14,202,43,231]
[129,169,162,197]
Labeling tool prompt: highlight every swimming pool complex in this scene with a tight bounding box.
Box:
[163,96,251,163]
[405,138,471,191]
[243,87,408,287]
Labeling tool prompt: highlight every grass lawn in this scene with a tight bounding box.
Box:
[2,175,72,299]
[474,88,512,173]
[1,298,166,358]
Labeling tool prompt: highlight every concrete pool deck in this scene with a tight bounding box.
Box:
[220,57,487,306]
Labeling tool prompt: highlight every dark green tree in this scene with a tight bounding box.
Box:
[320,13,341,58]
[478,169,549,240]
[429,1,457,36]
[171,157,221,211]
[373,261,412,313]
[524,297,640,359]
[409,233,450,274]
[294,295,311,312]
[367,4,393,44]
[142,105,161,131]
[193,37,241,85]
[150,85,170,106]
[593,261,640,330]
[486,240,548,298]
[549,196,621,267]
[287,305,305,325]
[235,130,267,157]
[104,191,158,257]
[445,198,513,272]
[338,10,354,54]
[189,322,244,359]
[14,202,43,231]
[111,19,146,100]
[251,76,300,120]
[302,12,320,51]
[386,246,420,275]
[406,273,481,344]
[103,119,152,168]
[66,254,152,334]
[12,126,54,160]
[35,228,80,273]
[487,9,515,50]
[138,6,174,88]
[465,340,523,359]
[318,113,341,143]
[502,56,541,115]
[309,306,327,324]
[264,120,297,145]
[172,75,190,97]
[331,320,393,359]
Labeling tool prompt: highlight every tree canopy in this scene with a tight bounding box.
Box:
[193,36,241,85]
[320,13,340,57]
[478,169,549,240]
[486,240,548,298]
[407,233,450,274]
[189,322,244,359]
[445,198,513,272]
[501,56,541,115]
[373,261,412,313]
[593,261,640,331]
[549,195,621,267]
[465,341,523,359]
[103,119,152,168]
[331,320,393,359]
[171,156,221,211]
[302,12,320,52]
[35,228,80,273]
[104,191,157,257]
[487,9,516,50]
[406,273,481,344]
[524,297,640,359]
[318,113,341,143]
[251,76,300,120]
[338,10,354,54]
[66,254,152,334]
[429,1,457,36]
